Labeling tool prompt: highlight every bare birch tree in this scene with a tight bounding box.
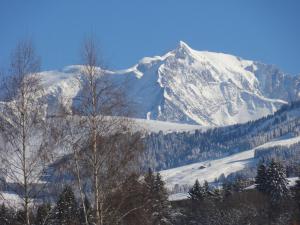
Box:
[0,40,51,225]
[71,38,143,225]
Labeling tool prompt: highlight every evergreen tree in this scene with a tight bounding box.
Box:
[54,186,79,225]
[255,163,267,193]
[211,188,222,201]
[153,173,172,225]
[117,173,148,225]
[293,177,300,221]
[265,159,290,203]
[188,179,204,201]
[222,180,233,198]
[144,168,156,190]
[35,203,51,225]
[203,180,210,197]
[232,176,247,192]
[0,204,13,225]
[295,178,300,204]
[144,169,172,225]
[154,173,169,203]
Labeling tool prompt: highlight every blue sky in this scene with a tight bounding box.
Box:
[1,0,300,74]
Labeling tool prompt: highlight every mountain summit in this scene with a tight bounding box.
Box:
[37,42,300,126]
[116,42,300,125]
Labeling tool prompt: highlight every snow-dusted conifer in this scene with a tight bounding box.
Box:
[144,169,172,225]
[265,159,290,203]
[255,162,267,193]
[188,179,204,201]
[54,186,79,225]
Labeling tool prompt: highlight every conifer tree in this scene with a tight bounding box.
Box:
[144,169,172,225]
[153,173,172,225]
[255,163,267,193]
[54,186,79,225]
[203,180,211,197]
[35,203,51,225]
[232,176,247,192]
[265,159,290,203]
[188,179,204,201]
[222,180,233,198]
[211,188,222,201]
[295,178,300,199]
[0,204,13,225]
[293,177,300,218]
[144,168,156,197]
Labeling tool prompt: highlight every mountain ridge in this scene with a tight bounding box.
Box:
[29,41,300,126]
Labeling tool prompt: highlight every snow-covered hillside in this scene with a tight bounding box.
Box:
[132,118,206,133]
[160,135,300,191]
[119,41,290,126]
[28,41,300,126]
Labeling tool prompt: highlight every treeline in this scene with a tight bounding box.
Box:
[171,160,300,225]
[0,170,174,225]
[144,101,300,170]
[225,140,300,181]
[2,158,300,225]
[255,142,300,176]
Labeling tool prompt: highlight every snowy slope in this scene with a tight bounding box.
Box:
[160,135,300,190]
[25,41,300,127]
[115,41,291,126]
[132,118,206,133]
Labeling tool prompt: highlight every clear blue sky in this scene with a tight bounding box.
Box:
[1,0,300,74]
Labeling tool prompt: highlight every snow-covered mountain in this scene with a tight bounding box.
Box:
[35,41,300,126]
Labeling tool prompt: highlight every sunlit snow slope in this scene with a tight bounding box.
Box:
[160,135,300,190]
[36,41,300,126]
[116,41,294,126]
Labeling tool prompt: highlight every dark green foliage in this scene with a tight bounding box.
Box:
[188,180,204,201]
[172,189,296,225]
[255,162,267,193]
[211,188,222,201]
[292,177,300,222]
[294,178,300,207]
[114,173,149,225]
[35,203,51,225]
[53,186,79,225]
[222,180,234,198]
[0,204,14,225]
[13,209,35,225]
[265,160,290,204]
[144,169,172,225]
[202,181,210,197]
[255,160,290,204]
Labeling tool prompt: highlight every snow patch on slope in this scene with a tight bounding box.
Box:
[160,135,300,190]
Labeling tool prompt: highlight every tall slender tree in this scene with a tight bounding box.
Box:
[144,169,172,225]
[72,37,143,225]
[255,162,267,193]
[0,40,51,225]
